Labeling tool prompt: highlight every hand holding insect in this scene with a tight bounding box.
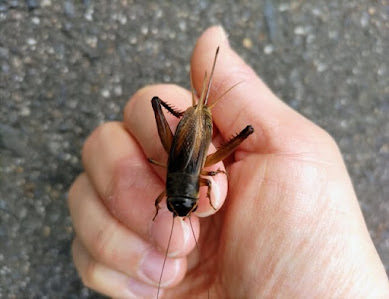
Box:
[68,27,389,298]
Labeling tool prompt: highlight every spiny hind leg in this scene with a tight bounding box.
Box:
[153,190,166,221]
[204,125,254,167]
[200,177,217,211]
[151,96,183,154]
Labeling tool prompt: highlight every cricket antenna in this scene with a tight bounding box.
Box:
[188,217,210,299]
[208,80,244,110]
[204,46,220,106]
[157,215,176,299]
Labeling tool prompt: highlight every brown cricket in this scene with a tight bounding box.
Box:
[148,47,254,297]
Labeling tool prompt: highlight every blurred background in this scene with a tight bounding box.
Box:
[0,0,388,297]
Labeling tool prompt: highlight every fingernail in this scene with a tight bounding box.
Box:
[127,277,158,298]
[149,209,191,257]
[216,25,230,47]
[138,249,180,286]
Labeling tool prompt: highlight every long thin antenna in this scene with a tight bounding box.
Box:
[157,215,176,299]
[204,47,220,106]
[188,217,210,299]
[208,81,244,110]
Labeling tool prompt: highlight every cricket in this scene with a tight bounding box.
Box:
[148,47,254,298]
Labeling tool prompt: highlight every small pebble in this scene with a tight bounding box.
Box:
[27,38,37,46]
[141,25,148,35]
[41,0,51,7]
[9,0,20,8]
[178,20,186,31]
[85,36,97,48]
[113,86,122,96]
[31,17,40,25]
[26,0,39,10]
[19,107,31,116]
[101,89,110,98]
[242,37,253,49]
[278,3,289,12]
[294,26,306,35]
[263,44,274,54]
[64,1,75,17]
[360,12,369,28]
[43,226,51,237]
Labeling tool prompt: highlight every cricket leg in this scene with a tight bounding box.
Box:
[147,158,166,168]
[204,125,254,167]
[200,177,217,211]
[200,168,227,177]
[153,190,166,221]
[151,96,183,153]
[152,96,183,118]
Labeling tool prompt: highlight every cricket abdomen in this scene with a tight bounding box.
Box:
[166,172,200,216]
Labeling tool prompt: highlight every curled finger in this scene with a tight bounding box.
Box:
[68,174,187,291]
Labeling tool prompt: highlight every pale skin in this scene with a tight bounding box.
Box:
[68,26,389,298]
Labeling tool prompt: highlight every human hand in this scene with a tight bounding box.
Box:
[68,26,389,298]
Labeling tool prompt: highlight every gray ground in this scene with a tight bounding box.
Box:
[0,0,388,297]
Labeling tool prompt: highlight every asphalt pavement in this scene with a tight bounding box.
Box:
[0,0,388,297]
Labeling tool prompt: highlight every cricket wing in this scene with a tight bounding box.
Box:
[168,107,212,174]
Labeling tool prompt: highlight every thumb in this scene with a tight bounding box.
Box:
[191,26,329,156]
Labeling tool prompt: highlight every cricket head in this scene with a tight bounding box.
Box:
[167,196,197,217]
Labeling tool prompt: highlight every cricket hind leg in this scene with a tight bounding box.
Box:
[152,96,183,118]
[204,125,254,167]
[151,96,183,154]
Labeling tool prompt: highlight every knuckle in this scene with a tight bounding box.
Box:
[308,125,340,156]
[68,173,87,209]
[93,220,120,263]
[82,121,122,162]
[125,84,162,113]
[317,127,337,147]
[126,84,189,111]
[212,65,256,98]
[295,124,341,162]
[82,255,98,288]
[71,239,98,289]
